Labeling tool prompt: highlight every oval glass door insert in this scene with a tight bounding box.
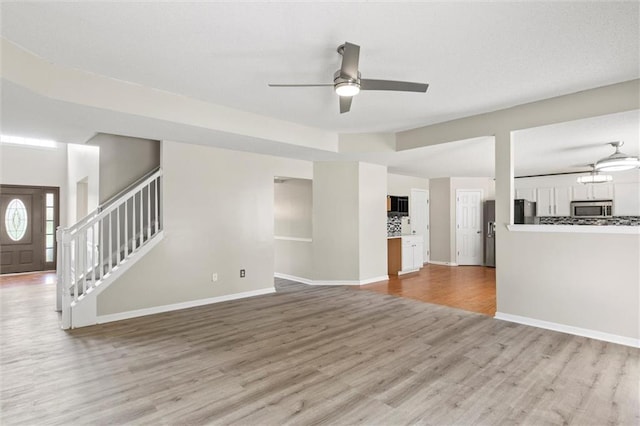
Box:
[5,199,28,241]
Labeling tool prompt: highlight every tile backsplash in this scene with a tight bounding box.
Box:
[387,216,402,235]
[536,216,640,226]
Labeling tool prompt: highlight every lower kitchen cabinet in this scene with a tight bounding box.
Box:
[401,235,423,273]
[387,235,424,275]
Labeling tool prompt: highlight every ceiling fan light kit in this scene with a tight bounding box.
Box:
[268,41,429,113]
[594,141,640,172]
[576,173,613,184]
[335,82,360,97]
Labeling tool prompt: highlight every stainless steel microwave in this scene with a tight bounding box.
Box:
[570,200,613,218]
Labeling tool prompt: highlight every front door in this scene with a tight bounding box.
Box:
[456,189,483,266]
[0,185,59,274]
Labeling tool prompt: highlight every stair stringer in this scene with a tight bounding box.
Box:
[69,230,164,328]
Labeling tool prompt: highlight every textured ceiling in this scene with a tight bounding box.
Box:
[1,2,639,178]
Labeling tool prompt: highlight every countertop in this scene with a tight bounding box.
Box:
[535,216,640,226]
[387,233,421,239]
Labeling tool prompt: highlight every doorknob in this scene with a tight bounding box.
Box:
[477,231,481,234]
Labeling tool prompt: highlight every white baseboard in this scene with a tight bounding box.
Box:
[274,273,388,286]
[429,260,458,266]
[97,287,275,325]
[398,268,419,276]
[357,275,389,285]
[274,272,314,285]
[494,312,640,348]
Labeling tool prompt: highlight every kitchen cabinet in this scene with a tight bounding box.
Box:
[401,235,423,273]
[515,188,537,203]
[387,237,401,275]
[614,183,640,216]
[536,186,571,216]
[571,183,613,201]
[387,195,409,216]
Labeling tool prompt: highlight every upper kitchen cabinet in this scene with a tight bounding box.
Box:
[387,195,409,216]
[536,186,571,216]
[515,188,537,203]
[571,183,614,201]
[614,183,640,216]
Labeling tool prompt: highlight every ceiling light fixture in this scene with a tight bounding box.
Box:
[576,167,613,184]
[334,81,360,97]
[594,141,640,172]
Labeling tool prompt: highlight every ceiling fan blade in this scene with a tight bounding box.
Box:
[339,96,353,114]
[268,83,334,87]
[340,42,360,80]
[360,79,429,92]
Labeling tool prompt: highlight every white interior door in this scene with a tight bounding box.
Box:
[456,189,483,265]
[410,188,429,263]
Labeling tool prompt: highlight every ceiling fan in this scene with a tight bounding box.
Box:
[268,42,429,114]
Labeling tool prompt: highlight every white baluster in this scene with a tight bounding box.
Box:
[108,212,113,274]
[147,184,151,239]
[90,224,95,289]
[132,194,136,251]
[99,217,104,282]
[139,191,143,247]
[116,205,121,266]
[155,178,160,233]
[124,199,129,257]
[73,236,79,303]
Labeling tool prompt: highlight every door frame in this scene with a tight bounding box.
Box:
[0,184,59,273]
[455,188,484,266]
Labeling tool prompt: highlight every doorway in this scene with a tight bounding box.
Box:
[0,185,59,274]
[456,189,483,265]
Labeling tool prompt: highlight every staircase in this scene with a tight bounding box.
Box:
[56,169,164,329]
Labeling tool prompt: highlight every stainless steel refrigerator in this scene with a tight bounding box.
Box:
[484,200,496,267]
[514,199,537,224]
[484,199,536,267]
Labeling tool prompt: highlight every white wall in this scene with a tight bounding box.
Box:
[312,161,388,283]
[387,173,429,196]
[358,163,388,282]
[429,178,451,263]
[312,162,360,281]
[66,143,100,224]
[397,80,640,341]
[498,231,639,339]
[87,133,160,203]
[97,141,312,316]
[274,178,313,280]
[0,142,68,227]
[274,179,312,238]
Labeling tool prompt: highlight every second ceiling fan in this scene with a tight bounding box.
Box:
[268,42,429,113]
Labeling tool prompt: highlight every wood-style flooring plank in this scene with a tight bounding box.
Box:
[0,273,637,425]
[360,263,496,316]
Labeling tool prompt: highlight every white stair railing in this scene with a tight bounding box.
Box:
[57,169,163,329]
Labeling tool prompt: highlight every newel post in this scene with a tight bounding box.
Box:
[58,227,73,329]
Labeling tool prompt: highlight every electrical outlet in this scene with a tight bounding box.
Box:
[240,269,246,278]
[212,273,218,282]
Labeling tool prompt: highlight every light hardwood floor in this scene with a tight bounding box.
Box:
[1,273,638,425]
[360,264,497,316]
